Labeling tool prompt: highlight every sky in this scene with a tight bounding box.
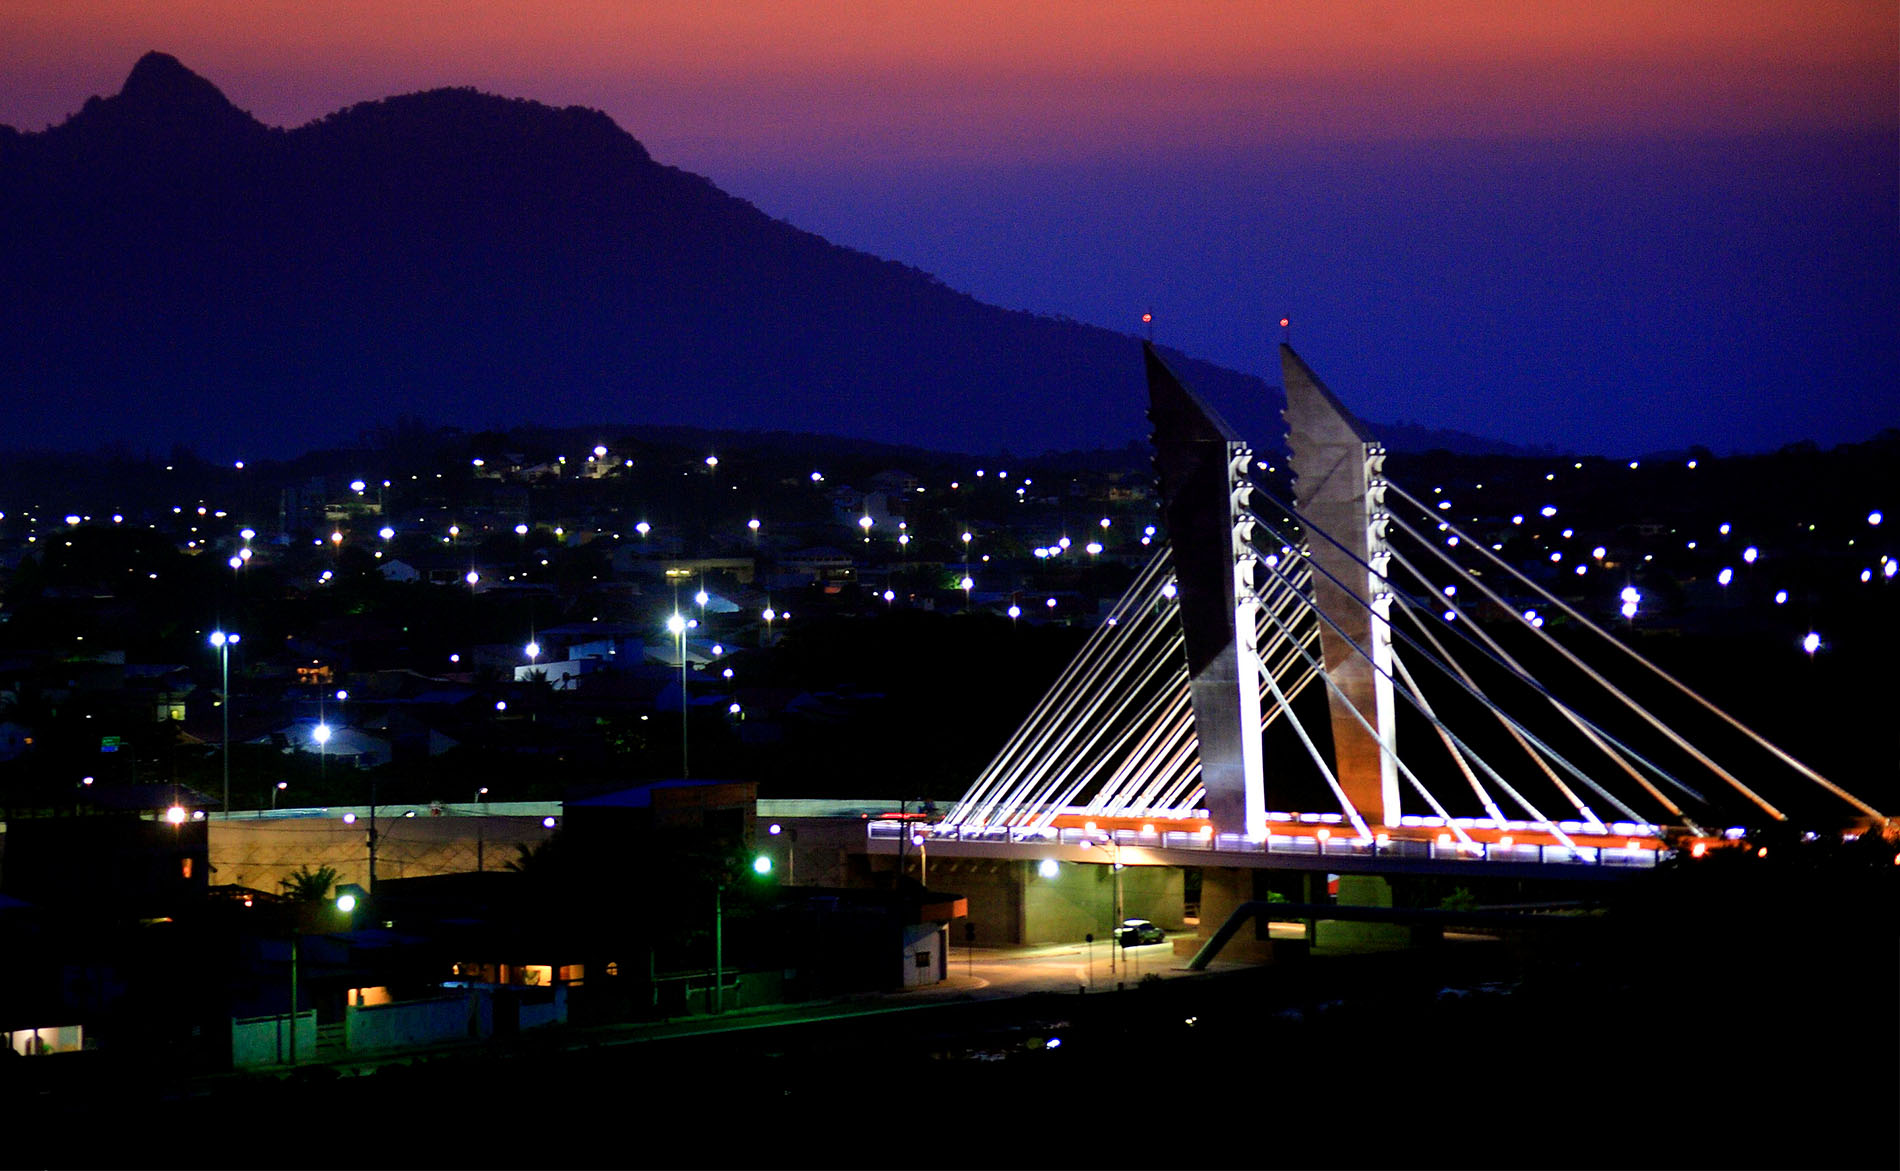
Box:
[4,1,1896,456]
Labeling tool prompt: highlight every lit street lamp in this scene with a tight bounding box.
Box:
[314,721,332,787]
[768,822,797,884]
[475,786,490,872]
[209,630,240,815]
[667,612,689,777]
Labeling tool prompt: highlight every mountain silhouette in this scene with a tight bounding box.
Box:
[0,55,1496,459]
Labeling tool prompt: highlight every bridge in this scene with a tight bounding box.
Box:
[863,342,1888,952]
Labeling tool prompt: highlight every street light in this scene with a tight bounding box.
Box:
[768,822,797,884]
[209,630,240,815]
[1082,834,1126,975]
[475,786,490,872]
[667,612,689,777]
[313,721,331,787]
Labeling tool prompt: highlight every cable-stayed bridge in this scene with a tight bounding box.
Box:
[867,344,1885,943]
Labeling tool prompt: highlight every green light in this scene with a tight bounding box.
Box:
[752,855,772,876]
[336,893,357,913]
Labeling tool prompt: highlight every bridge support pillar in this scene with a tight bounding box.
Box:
[1282,344,1400,827]
[1146,345,1267,838]
[1197,868,1279,963]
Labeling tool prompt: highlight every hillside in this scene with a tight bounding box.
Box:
[0,53,1541,462]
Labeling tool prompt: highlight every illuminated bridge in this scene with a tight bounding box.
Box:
[861,343,1886,950]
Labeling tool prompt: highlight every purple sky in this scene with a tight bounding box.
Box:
[5,2,1896,454]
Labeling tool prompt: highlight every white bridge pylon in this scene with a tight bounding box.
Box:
[942,343,1885,849]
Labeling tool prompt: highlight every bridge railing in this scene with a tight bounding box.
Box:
[873,820,1658,868]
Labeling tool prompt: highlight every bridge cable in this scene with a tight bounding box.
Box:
[1382,530,1703,824]
[1241,506,1671,837]
[1386,482,1882,822]
[1247,488,1718,826]
[1242,560,1478,849]
[950,549,1178,827]
[1382,486,1794,821]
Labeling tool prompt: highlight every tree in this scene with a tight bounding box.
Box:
[280,863,339,903]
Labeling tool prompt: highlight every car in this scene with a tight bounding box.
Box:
[1112,918,1165,947]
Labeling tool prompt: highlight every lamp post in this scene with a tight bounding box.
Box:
[1084,834,1125,976]
[286,888,357,1064]
[712,880,724,1014]
[667,612,688,777]
[711,854,774,1015]
[313,721,331,786]
[209,630,240,816]
[476,786,490,872]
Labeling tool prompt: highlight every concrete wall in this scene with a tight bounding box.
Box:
[233,1010,316,1068]
[235,987,572,1066]
[1315,874,1410,949]
[211,813,554,894]
[911,857,1185,946]
[759,817,864,889]
[347,993,488,1053]
[1198,867,1279,963]
[1022,860,1185,945]
[920,858,1023,945]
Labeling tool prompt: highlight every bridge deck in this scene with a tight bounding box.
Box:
[872,821,1660,881]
